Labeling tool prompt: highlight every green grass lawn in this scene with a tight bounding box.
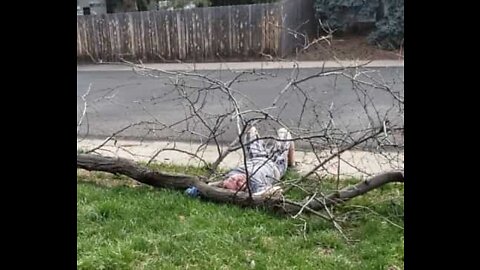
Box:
[77,167,403,270]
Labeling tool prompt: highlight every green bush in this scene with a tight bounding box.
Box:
[367,0,404,50]
[314,0,404,50]
[314,0,380,31]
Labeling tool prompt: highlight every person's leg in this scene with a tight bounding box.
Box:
[272,128,295,177]
[245,126,268,159]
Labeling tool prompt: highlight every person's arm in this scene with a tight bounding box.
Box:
[287,142,295,167]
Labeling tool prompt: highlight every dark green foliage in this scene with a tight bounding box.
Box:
[314,0,403,50]
[367,0,403,50]
[314,0,380,31]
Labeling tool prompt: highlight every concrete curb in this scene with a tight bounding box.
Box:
[77,60,404,72]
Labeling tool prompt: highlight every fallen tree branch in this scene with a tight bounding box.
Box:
[77,154,404,215]
[307,171,404,209]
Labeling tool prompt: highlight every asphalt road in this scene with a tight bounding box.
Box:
[77,65,404,146]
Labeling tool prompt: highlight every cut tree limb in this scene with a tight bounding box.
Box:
[77,154,403,215]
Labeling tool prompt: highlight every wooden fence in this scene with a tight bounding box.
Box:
[77,0,315,62]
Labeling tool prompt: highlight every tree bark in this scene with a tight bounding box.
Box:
[77,153,404,215]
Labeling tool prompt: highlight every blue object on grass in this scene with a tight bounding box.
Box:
[185,186,200,197]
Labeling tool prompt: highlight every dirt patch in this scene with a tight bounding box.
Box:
[292,35,403,61]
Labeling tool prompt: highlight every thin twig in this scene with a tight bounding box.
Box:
[77,83,92,135]
[292,192,317,219]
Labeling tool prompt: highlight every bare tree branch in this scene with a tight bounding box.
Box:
[77,83,92,137]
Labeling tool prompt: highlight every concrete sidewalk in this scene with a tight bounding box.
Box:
[77,60,404,72]
[77,138,404,179]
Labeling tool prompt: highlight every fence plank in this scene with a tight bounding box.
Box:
[199,8,207,60]
[149,12,157,61]
[183,9,190,60]
[130,13,139,60]
[150,11,158,61]
[126,13,134,60]
[203,7,213,59]
[231,6,239,57]
[133,12,145,60]
[261,4,267,55]
[191,8,198,60]
[77,18,83,57]
[103,15,110,61]
[157,11,166,60]
[109,14,118,61]
[217,6,228,58]
[93,16,102,60]
[267,5,275,55]
[177,10,186,60]
[191,8,199,60]
[140,12,149,61]
[87,16,97,60]
[228,5,233,57]
[271,4,280,55]
[165,11,173,59]
[212,7,221,59]
[116,13,126,60]
[165,11,178,60]
[238,6,249,57]
[190,8,198,60]
[249,5,261,57]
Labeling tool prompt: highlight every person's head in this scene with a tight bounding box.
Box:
[222,173,247,191]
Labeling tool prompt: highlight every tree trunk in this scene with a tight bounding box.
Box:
[77,153,404,215]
